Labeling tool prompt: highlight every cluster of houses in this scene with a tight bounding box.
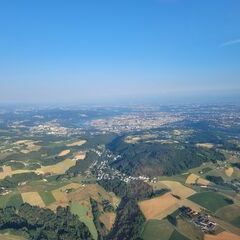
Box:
[0,187,11,196]
[179,206,217,233]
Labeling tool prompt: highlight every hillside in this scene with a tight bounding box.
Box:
[108,136,225,177]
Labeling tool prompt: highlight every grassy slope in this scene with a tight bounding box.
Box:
[70,201,98,240]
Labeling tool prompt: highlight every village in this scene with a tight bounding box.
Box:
[179,206,217,233]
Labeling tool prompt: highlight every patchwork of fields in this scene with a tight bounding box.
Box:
[0,123,239,240]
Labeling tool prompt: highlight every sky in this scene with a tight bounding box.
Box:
[0,0,240,104]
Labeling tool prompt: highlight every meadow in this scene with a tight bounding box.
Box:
[188,191,233,212]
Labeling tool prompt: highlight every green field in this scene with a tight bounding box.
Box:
[176,218,204,240]
[188,191,233,212]
[6,194,23,208]
[0,193,23,208]
[39,191,56,205]
[231,216,240,228]
[141,219,174,240]
[0,194,12,208]
[216,205,240,228]
[70,201,98,240]
[169,230,190,240]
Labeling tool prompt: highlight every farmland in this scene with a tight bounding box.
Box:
[21,192,45,207]
[0,105,239,240]
[139,192,178,220]
[141,219,174,240]
[188,192,233,212]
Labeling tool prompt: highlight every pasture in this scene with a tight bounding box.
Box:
[169,230,190,240]
[36,152,85,174]
[6,193,23,208]
[39,191,56,205]
[70,201,98,240]
[216,205,240,228]
[141,219,174,240]
[176,218,203,240]
[188,191,233,212]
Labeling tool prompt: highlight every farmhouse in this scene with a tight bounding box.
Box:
[179,206,217,233]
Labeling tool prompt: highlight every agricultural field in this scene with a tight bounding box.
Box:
[70,201,98,240]
[38,191,56,205]
[0,105,240,240]
[36,152,85,175]
[139,192,179,220]
[21,192,45,207]
[141,219,175,240]
[216,204,240,228]
[0,233,26,240]
[185,173,210,186]
[188,191,234,212]
[169,230,190,240]
[0,192,23,208]
[204,231,240,240]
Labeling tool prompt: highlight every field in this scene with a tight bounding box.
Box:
[169,230,190,240]
[157,180,196,198]
[196,143,214,149]
[36,152,85,174]
[188,192,233,212]
[58,149,71,157]
[0,151,85,178]
[67,140,86,147]
[124,134,157,144]
[0,193,23,208]
[39,191,56,205]
[175,218,203,240]
[216,205,240,227]
[141,219,174,240]
[225,167,234,177]
[0,166,12,179]
[185,173,210,186]
[204,231,240,240]
[0,233,26,240]
[14,140,41,153]
[7,194,23,208]
[139,192,178,220]
[51,187,71,204]
[70,201,98,240]
[146,180,203,218]
[21,192,45,207]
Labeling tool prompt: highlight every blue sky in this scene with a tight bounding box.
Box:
[0,0,240,103]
